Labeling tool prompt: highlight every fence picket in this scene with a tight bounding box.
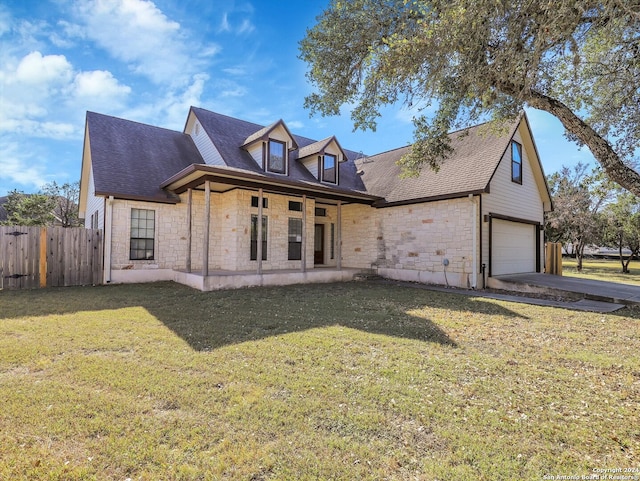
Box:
[0,226,103,289]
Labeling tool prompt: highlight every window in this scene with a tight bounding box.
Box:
[267,139,286,174]
[251,196,268,208]
[511,140,522,184]
[322,154,337,183]
[289,201,302,211]
[315,207,326,217]
[330,223,335,260]
[250,215,268,260]
[130,208,155,260]
[288,218,303,260]
[92,211,99,229]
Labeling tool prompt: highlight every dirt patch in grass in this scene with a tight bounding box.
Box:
[1,281,639,480]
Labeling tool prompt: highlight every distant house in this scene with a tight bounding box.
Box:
[0,196,7,223]
[79,107,552,291]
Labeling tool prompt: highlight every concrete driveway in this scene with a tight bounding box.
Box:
[488,273,640,306]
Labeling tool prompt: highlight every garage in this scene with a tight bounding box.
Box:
[491,218,538,276]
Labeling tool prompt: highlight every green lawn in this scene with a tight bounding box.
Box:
[563,257,640,285]
[1,281,639,480]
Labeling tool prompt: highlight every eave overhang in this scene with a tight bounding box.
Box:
[161,164,381,205]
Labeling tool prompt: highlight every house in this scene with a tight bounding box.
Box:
[78,107,552,291]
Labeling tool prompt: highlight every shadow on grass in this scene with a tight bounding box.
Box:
[0,281,543,351]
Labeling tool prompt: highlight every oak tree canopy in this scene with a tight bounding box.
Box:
[300,0,640,194]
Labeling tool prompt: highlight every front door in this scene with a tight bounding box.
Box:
[314,224,325,265]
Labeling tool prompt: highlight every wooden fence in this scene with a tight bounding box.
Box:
[0,226,103,289]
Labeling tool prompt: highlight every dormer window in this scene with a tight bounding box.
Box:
[321,154,337,184]
[267,139,286,174]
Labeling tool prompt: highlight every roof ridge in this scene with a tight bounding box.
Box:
[87,111,186,136]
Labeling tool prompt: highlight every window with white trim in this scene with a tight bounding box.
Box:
[130,208,155,260]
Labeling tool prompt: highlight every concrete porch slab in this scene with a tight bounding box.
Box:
[173,268,361,291]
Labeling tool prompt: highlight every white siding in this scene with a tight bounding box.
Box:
[481,124,545,276]
[300,156,319,179]
[85,166,104,229]
[185,113,225,166]
[248,144,263,168]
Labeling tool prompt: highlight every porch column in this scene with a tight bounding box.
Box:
[301,195,307,273]
[337,200,342,270]
[186,188,192,273]
[203,181,210,277]
[257,188,263,275]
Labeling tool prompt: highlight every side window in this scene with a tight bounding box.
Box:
[511,140,522,184]
[130,208,155,260]
[250,215,268,260]
[288,218,303,260]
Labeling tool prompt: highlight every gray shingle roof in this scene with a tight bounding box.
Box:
[358,119,519,204]
[190,107,368,194]
[87,111,203,202]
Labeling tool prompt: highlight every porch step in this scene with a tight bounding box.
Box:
[353,269,382,281]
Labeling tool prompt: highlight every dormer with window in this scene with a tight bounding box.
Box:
[297,136,347,185]
[241,120,298,175]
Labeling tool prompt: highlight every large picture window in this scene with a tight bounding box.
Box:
[288,218,303,260]
[250,215,268,261]
[130,208,155,260]
[267,140,286,174]
[511,140,522,184]
[322,154,337,183]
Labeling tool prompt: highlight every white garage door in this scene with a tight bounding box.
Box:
[492,219,536,276]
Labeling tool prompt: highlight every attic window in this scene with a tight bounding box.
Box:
[267,139,286,174]
[321,154,337,184]
[511,140,522,184]
[194,122,200,136]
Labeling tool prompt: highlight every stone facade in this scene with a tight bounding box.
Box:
[107,192,479,288]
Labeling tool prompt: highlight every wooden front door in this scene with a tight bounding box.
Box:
[314,224,324,265]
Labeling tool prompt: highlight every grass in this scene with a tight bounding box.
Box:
[563,257,640,285]
[1,281,639,480]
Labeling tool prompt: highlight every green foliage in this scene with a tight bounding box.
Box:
[300,1,640,192]
[544,163,611,269]
[1,181,80,227]
[42,181,81,227]
[602,190,640,272]
[1,190,56,226]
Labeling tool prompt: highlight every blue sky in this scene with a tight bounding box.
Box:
[0,0,596,197]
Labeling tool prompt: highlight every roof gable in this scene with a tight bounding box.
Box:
[298,136,348,162]
[241,119,299,150]
[85,111,204,203]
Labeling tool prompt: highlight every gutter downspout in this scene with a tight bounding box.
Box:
[103,195,114,284]
[470,194,477,289]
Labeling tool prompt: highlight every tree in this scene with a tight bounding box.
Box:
[544,164,610,270]
[602,191,640,273]
[1,190,57,226]
[300,1,640,193]
[42,181,81,227]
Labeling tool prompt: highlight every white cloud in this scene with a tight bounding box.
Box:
[287,120,304,130]
[123,73,209,130]
[69,0,218,86]
[0,139,48,190]
[0,51,129,139]
[218,4,255,35]
[72,70,131,99]
[13,51,73,86]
